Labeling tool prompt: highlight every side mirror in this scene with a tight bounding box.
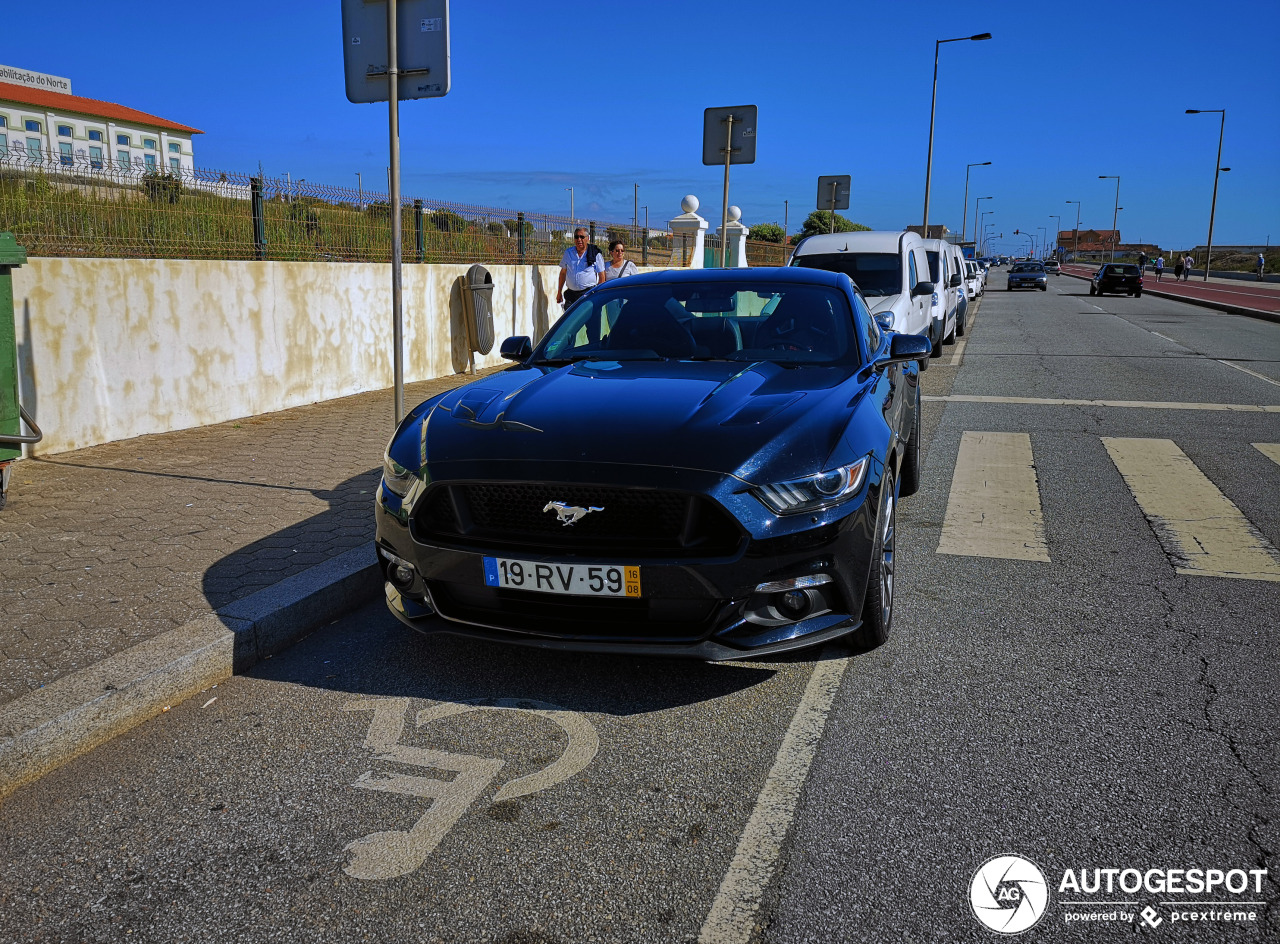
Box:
[910,280,935,297]
[874,312,894,332]
[949,274,963,288]
[500,336,532,361]
[876,333,931,369]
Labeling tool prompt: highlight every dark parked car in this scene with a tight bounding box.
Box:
[1007,262,1048,291]
[1090,263,1143,297]
[375,268,930,660]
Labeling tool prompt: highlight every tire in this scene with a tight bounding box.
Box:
[1089,284,1095,295]
[1135,290,1142,298]
[929,321,942,358]
[1041,285,1047,291]
[956,308,966,337]
[899,387,921,497]
[855,468,898,650]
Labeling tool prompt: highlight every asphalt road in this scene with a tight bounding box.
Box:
[2,278,1277,943]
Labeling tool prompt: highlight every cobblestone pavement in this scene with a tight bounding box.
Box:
[0,371,497,708]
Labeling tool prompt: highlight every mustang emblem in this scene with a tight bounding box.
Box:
[543,501,604,527]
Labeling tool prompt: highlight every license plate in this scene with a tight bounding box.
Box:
[483,557,641,598]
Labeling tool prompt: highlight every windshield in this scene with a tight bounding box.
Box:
[1011,263,1044,273]
[791,252,902,297]
[926,251,943,283]
[1106,265,1140,275]
[533,282,858,366]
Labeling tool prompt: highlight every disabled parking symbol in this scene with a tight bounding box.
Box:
[341,696,599,880]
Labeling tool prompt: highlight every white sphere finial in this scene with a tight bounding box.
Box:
[681,194,699,214]
[727,205,742,222]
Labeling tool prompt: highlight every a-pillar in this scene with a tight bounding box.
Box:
[669,195,708,268]
[717,205,750,268]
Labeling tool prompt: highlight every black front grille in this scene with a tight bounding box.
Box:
[428,582,717,640]
[415,482,743,558]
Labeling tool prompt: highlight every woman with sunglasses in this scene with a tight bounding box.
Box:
[603,240,638,281]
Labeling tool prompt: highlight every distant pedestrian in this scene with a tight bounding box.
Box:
[557,227,605,308]
[1183,254,1194,280]
[1174,257,1184,281]
[1259,252,1267,281]
[603,241,638,281]
[1154,256,1165,282]
[1137,250,1148,274]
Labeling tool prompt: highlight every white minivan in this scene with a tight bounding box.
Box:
[789,230,938,353]
[923,239,962,345]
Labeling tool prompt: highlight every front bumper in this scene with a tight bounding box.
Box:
[374,467,884,661]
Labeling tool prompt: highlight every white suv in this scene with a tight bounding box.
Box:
[923,239,962,347]
[789,230,937,351]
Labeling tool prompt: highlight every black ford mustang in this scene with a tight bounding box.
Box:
[375,268,929,660]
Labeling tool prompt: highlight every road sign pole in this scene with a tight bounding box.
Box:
[387,0,404,423]
[721,114,733,268]
[829,181,837,233]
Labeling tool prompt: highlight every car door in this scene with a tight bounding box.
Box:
[853,289,905,441]
[906,247,929,336]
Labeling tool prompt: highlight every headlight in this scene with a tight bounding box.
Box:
[753,456,870,515]
[382,451,415,498]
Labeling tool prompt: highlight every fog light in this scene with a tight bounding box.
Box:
[780,590,810,616]
[389,563,415,588]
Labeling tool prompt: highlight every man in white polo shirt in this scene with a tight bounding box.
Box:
[556,227,606,307]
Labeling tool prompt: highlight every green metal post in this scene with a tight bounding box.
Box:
[414,199,425,263]
[517,212,526,264]
[251,178,266,260]
[0,232,29,466]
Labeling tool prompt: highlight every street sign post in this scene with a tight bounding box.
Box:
[816,175,851,233]
[341,0,450,423]
[702,106,757,267]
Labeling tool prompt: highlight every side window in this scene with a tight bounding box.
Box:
[907,251,918,291]
[117,133,130,145]
[25,119,41,133]
[852,291,881,354]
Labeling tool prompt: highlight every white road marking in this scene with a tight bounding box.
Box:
[1151,332,1180,344]
[947,337,967,367]
[699,652,850,944]
[937,431,1050,561]
[341,697,599,880]
[1253,442,1280,467]
[1103,438,1280,582]
[924,395,1280,412]
[1216,360,1280,388]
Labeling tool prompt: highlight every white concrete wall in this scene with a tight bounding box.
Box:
[10,258,569,455]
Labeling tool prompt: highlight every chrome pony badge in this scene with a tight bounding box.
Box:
[542,501,603,526]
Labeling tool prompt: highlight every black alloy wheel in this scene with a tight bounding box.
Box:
[856,468,898,649]
[900,388,921,497]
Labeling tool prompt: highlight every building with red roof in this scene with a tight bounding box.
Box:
[0,68,201,173]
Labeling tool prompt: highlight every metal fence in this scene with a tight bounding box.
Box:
[0,151,789,268]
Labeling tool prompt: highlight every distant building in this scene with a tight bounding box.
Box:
[1057,229,1120,253]
[0,66,201,173]
[907,224,950,240]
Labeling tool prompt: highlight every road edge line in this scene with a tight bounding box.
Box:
[698,651,850,944]
[0,545,380,800]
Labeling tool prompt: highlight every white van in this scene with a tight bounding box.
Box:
[789,230,937,349]
[923,239,961,346]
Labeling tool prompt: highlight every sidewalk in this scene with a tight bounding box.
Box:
[0,369,496,797]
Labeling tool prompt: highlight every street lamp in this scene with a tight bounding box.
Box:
[974,195,992,248]
[1049,214,1061,258]
[1037,227,1047,259]
[1099,176,1120,261]
[979,210,993,254]
[922,32,992,231]
[981,222,995,256]
[1066,200,1082,262]
[565,187,574,227]
[961,161,991,245]
[1186,109,1226,281]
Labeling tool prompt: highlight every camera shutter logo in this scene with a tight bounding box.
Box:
[970,855,1049,934]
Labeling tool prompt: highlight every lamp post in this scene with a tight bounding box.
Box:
[1066,200,1081,262]
[565,187,574,228]
[922,32,992,231]
[1049,214,1061,258]
[641,206,649,266]
[783,199,789,247]
[1037,227,1047,259]
[356,172,363,211]
[961,161,991,245]
[974,195,992,249]
[981,222,995,256]
[1186,109,1226,281]
[1099,175,1120,261]
[979,210,992,254]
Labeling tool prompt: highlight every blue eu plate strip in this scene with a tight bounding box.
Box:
[482,556,500,587]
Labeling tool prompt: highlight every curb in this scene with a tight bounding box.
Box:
[1061,270,1280,325]
[0,545,380,800]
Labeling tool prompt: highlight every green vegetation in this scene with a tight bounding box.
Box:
[799,211,871,238]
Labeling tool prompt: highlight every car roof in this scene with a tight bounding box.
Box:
[613,266,847,289]
[792,230,921,255]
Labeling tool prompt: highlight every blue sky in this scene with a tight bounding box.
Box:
[5,1,1278,252]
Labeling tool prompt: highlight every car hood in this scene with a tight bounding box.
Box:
[410,361,867,484]
[865,293,906,314]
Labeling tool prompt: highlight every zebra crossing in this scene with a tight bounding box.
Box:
[937,434,1280,582]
